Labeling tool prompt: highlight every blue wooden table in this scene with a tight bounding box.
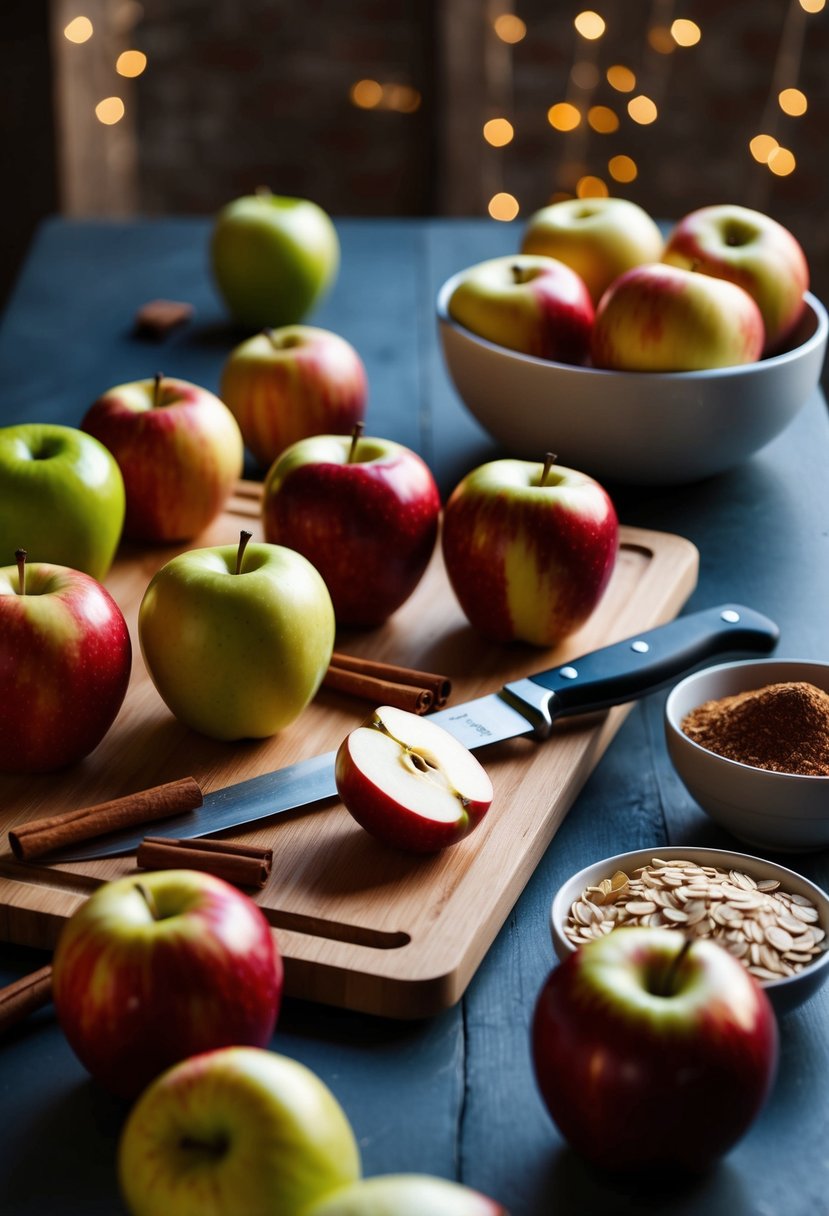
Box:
[1,218,828,1215]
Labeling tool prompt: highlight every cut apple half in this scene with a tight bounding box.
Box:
[334,705,494,853]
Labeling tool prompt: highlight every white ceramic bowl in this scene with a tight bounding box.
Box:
[665,659,829,852]
[436,276,828,486]
[550,845,829,1014]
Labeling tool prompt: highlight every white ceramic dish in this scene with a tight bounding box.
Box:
[436,276,828,486]
[665,659,829,852]
[550,845,829,1014]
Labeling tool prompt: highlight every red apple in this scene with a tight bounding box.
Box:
[591,262,765,372]
[262,428,441,627]
[447,254,594,363]
[532,927,778,1173]
[662,203,809,354]
[335,705,494,853]
[219,325,368,469]
[441,455,618,646]
[81,375,244,542]
[52,869,283,1098]
[0,551,131,773]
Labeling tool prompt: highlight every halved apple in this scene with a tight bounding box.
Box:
[334,705,494,853]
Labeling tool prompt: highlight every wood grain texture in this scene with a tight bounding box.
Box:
[0,485,698,1016]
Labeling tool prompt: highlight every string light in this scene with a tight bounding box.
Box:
[750,133,779,162]
[488,192,520,220]
[576,175,608,197]
[95,97,125,124]
[627,94,658,124]
[483,118,514,146]
[493,13,527,43]
[606,64,636,92]
[588,105,619,133]
[671,19,702,47]
[574,11,606,39]
[116,50,147,77]
[779,87,807,115]
[548,102,581,131]
[64,16,93,42]
[608,155,637,182]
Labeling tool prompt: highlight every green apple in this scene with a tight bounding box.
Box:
[138,531,335,740]
[118,1046,361,1216]
[0,423,125,579]
[210,189,340,329]
[521,197,665,305]
[305,1174,507,1215]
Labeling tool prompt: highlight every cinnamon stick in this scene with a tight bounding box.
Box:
[8,777,204,862]
[137,836,272,889]
[323,656,452,710]
[0,965,52,1036]
[322,665,434,714]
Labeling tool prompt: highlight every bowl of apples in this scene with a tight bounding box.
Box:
[437,200,828,486]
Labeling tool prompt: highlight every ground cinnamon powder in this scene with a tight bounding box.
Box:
[681,681,829,776]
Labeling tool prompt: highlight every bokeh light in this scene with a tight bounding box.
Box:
[750,133,779,163]
[574,11,606,39]
[494,13,527,43]
[779,87,807,116]
[548,102,581,131]
[628,94,658,124]
[95,97,125,125]
[484,118,515,146]
[488,192,520,220]
[768,147,796,175]
[576,176,608,198]
[671,19,702,46]
[588,105,619,133]
[116,50,147,77]
[606,65,636,93]
[608,155,637,182]
[64,16,93,43]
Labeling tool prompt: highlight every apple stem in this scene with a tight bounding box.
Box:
[14,549,27,595]
[235,530,253,575]
[658,937,693,997]
[539,452,558,486]
[153,372,164,409]
[347,421,365,464]
[255,185,272,197]
[134,881,160,922]
[262,327,280,351]
[511,263,527,285]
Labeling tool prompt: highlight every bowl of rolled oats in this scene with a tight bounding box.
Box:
[550,846,829,1013]
[665,658,829,851]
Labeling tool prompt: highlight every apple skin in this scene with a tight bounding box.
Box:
[262,433,441,628]
[0,559,131,773]
[219,325,368,468]
[138,538,335,741]
[52,872,283,1100]
[304,1174,508,1216]
[211,191,340,329]
[441,458,618,647]
[521,197,665,306]
[447,254,594,363]
[0,423,125,580]
[335,705,494,853]
[81,376,244,543]
[532,927,778,1173]
[591,262,765,372]
[662,203,809,354]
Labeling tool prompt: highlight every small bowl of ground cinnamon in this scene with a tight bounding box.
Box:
[665,659,829,852]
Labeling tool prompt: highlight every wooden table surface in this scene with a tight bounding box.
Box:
[1,217,828,1215]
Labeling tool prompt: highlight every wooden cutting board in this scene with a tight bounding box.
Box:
[0,484,699,1017]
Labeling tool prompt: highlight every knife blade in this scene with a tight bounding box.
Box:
[49,603,778,862]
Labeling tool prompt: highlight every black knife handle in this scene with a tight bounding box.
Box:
[500,604,779,739]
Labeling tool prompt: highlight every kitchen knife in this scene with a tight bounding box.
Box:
[48,603,778,862]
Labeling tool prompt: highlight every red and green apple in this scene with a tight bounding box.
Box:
[0,422,125,580]
[52,871,283,1099]
[662,203,809,354]
[210,189,340,329]
[447,254,594,364]
[0,551,131,773]
[590,262,765,372]
[521,196,665,306]
[262,429,441,628]
[441,455,618,646]
[532,927,778,1172]
[81,375,244,543]
[335,705,494,853]
[138,531,335,741]
[219,325,368,469]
